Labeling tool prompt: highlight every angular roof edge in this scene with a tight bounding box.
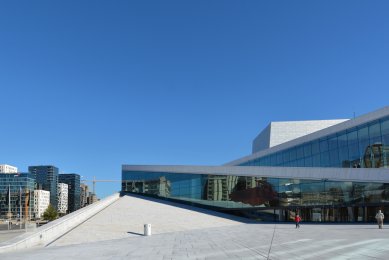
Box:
[225,106,389,166]
[122,165,389,183]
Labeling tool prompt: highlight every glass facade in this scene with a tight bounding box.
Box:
[122,170,389,222]
[122,109,389,222]
[29,165,59,210]
[0,173,35,220]
[238,116,389,169]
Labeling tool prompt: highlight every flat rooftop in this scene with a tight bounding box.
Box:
[1,195,389,259]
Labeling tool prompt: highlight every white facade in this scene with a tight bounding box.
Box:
[252,119,349,153]
[34,190,50,219]
[252,119,348,153]
[57,183,68,214]
[0,164,18,173]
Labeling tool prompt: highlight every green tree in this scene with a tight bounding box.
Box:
[43,204,58,221]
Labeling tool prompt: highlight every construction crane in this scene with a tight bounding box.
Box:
[81,176,122,195]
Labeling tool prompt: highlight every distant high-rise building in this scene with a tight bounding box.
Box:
[80,183,89,208]
[0,164,18,174]
[87,192,98,204]
[0,173,35,220]
[28,165,59,210]
[57,183,68,214]
[33,190,50,219]
[59,174,80,213]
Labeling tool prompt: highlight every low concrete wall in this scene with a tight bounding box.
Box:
[0,192,120,254]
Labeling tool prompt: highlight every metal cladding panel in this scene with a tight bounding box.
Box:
[122,165,389,183]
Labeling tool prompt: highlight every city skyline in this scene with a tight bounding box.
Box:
[1,1,389,198]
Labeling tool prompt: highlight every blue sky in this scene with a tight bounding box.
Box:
[1,1,388,198]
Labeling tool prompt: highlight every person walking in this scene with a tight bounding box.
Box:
[375,210,384,229]
[295,214,301,228]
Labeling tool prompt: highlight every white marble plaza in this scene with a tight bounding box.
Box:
[1,194,389,259]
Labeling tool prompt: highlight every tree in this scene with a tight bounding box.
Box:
[43,204,58,221]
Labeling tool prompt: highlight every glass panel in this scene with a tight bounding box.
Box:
[369,122,382,146]
[270,154,277,166]
[347,129,358,144]
[328,135,338,150]
[329,149,340,167]
[276,153,283,165]
[290,148,297,161]
[337,131,348,147]
[312,140,320,155]
[282,150,290,163]
[348,142,360,167]
[369,122,381,138]
[321,151,330,167]
[296,159,304,167]
[304,156,313,167]
[320,138,329,152]
[312,154,321,167]
[381,118,389,136]
[296,145,304,159]
[339,145,350,167]
[304,143,312,157]
[358,126,370,167]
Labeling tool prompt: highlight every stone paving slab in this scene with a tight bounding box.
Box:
[0,230,25,243]
[2,194,389,259]
[48,194,246,246]
[3,222,389,259]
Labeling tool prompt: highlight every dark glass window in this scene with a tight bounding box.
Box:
[276,153,283,165]
[282,150,290,163]
[296,146,304,159]
[311,140,320,155]
[337,132,348,147]
[338,145,350,167]
[328,135,338,150]
[347,129,358,144]
[329,149,340,167]
[320,138,329,152]
[381,118,389,136]
[270,154,277,166]
[304,156,313,167]
[358,126,370,167]
[290,148,297,161]
[312,154,321,167]
[370,123,382,145]
[321,151,330,167]
[304,143,312,157]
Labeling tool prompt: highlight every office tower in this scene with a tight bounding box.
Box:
[59,174,80,213]
[33,190,50,219]
[28,165,59,210]
[0,173,35,220]
[57,183,68,214]
[0,164,18,174]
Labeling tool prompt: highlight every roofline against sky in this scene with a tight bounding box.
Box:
[224,106,389,166]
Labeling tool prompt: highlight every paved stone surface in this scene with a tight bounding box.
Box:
[48,194,245,246]
[2,223,389,259]
[2,195,389,259]
[0,230,25,243]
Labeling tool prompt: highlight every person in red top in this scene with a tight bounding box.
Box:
[295,214,301,228]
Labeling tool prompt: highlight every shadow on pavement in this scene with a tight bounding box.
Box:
[127,231,144,236]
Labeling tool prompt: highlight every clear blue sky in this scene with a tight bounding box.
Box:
[1,1,388,198]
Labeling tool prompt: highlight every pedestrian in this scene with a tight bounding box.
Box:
[375,210,384,229]
[295,214,301,228]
